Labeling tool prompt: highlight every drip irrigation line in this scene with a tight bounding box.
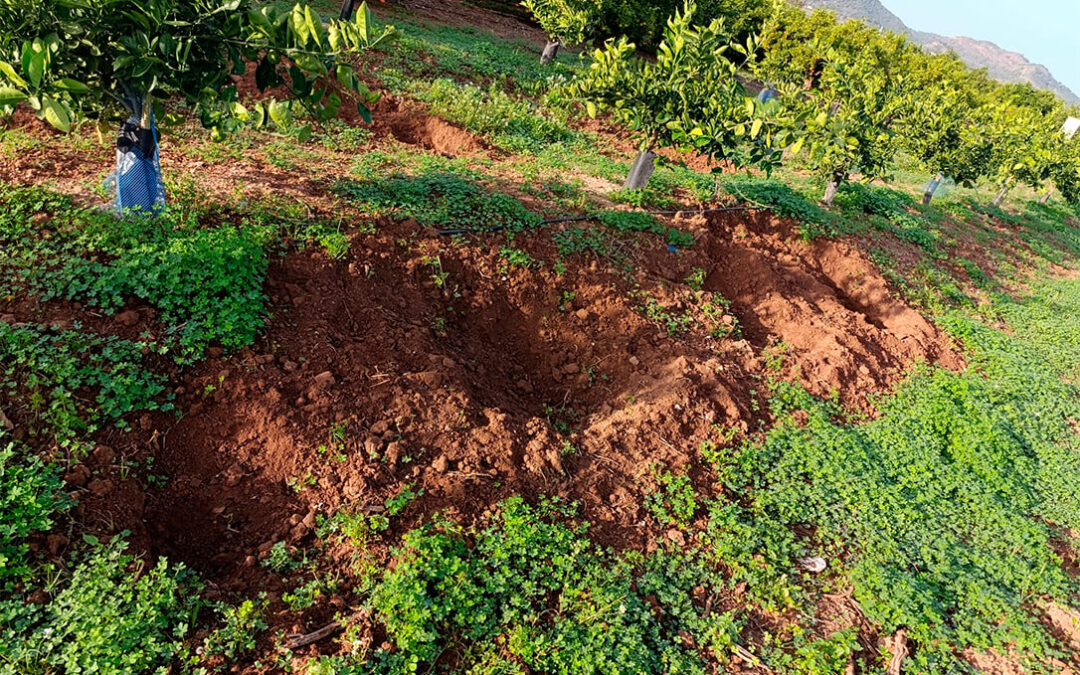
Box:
[436,205,757,236]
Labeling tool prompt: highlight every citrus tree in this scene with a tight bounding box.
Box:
[1047,133,1080,206]
[0,0,392,211]
[981,102,1057,206]
[898,54,993,204]
[782,30,913,205]
[571,1,789,189]
[520,0,604,64]
[752,3,839,91]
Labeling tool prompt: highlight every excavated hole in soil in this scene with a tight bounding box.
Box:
[110,208,965,594]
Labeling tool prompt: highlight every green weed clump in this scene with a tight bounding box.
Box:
[0,537,198,674]
[374,21,576,89]
[0,322,171,444]
[0,436,71,587]
[712,277,1080,673]
[721,175,834,235]
[0,185,270,359]
[335,166,540,232]
[354,497,740,674]
[596,209,695,247]
[414,78,578,155]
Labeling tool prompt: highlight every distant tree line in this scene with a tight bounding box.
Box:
[528,0,1080,206]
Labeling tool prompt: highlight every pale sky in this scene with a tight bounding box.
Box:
[884,0,1080,99]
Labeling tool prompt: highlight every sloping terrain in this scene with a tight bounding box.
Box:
[1,3,1079,674]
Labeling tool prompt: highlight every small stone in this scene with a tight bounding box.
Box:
[628,356,640,367]
[64,464,90,487]
[46,534,68,556]
[302,510,317,530]
[290,522,311,541]
[283,360,298,372]
[666,529,686,546]
[858,364,871,376]
[562,363,580,375]
[28,590,50,605]
[87,478,114,497]
[115,310,139,327]
[413,371,443,388]
[442,357,455,368]
[243,555,257,567]
[370,420,390,435]
[575,308,589,320]
[431,455,449,473]
[312,371,336,390]
[384,441,402,466]
[257,540,276,555]
[91,445,115,466]
[799,556,827,573]
[363,437,381,460]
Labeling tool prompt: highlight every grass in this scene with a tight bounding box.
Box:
[335,154,541,232]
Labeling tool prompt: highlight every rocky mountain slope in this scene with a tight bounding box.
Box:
[801,0,1079,104]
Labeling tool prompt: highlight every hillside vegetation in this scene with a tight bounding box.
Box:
[0,1,1079,674]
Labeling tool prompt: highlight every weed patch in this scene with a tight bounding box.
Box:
[335,166,540,232]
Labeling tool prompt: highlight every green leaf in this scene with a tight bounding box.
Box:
[0,87,27,108]
[0,61,27,89]
[292,52,327,77]
[229,101,250,121]
[305,5,323,48]
[586,101,597,119]
[27,50,46,89]
[41,96,71,132]
[290,4,310,46]
[356,102,372,125]
[268,99,291,128]
[751,119,763,139]
[356,1,373,43]
[55,78,90,94]
[251,102,267,128]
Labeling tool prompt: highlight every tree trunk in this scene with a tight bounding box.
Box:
[624,150,658,190]
[339,0,357,19]
[540,40,560,65]
[992,186,1009,207]
[822,178,841,206]
[922,173,944,205]
[1038,188,1052,204]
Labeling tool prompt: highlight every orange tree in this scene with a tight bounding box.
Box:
[0,0,392,210]
[570,1,791,189]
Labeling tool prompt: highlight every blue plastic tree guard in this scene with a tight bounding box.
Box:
[114,112,166,215]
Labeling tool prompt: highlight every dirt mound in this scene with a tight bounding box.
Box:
[122,206,962,592]
[688,211,962,401]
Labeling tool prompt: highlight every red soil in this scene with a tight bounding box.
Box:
[0,13,967,660]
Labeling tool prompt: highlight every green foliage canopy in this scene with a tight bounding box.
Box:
[0,0,393,135]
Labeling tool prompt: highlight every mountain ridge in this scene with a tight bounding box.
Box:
[800,0,1079,104]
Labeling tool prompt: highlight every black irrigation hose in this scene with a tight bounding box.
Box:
[435,205,756,236]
